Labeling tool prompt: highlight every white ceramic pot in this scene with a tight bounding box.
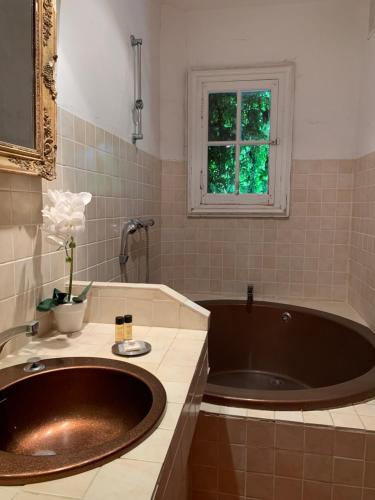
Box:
[53,300,87,333]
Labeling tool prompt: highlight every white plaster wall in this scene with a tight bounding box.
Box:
[160,5,188,162]
[57,0,161,158]
[164,0,333,8]
[160,0,368,161]
[357,29,375,156]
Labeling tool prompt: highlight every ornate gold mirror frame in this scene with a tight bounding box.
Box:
[0,0,57,180]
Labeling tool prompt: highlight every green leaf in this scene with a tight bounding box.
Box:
[52,288,68,305]
[37,298,57,312]
[52,288,63,299]
[36,283,93,312]
[72,282,93,303]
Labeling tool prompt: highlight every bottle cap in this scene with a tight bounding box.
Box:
[124,315,133,323]
[116,316,124,325]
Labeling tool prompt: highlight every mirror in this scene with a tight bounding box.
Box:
[0,0,57,180]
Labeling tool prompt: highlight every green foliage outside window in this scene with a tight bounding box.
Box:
[207,90,271,195]
[240,145,269,194]
[241,91,271,141]
[208,93,237,141]
[208,146,235,194]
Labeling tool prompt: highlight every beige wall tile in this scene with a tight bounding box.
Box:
[0,263,15,300]
[13,226,33,260]
[180,305,209,330]
[152,299,180,328]
[161,159,355,302]
[0,227,14,263]
[0,107,162,330]
[349,152,375,328]
[59,108,74,139]
[0,191,12,225]
[3,106,375,332]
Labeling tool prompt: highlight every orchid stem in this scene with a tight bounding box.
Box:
[68,237,75,302]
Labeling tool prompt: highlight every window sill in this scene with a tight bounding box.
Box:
[187,203,290,218]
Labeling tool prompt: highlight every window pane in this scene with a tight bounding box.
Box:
[241,90,271,141]
[208,145,236,194]
[208,93,237,141]
[239,145,269,194]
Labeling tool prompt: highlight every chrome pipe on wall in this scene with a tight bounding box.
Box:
[130,35,144,144]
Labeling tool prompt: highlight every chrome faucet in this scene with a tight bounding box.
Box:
[247,285,254,307]
[0,320,39,352]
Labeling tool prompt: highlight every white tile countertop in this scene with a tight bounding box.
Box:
[199,398,375,431]
[0,322,208,500]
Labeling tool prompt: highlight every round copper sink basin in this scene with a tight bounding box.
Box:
[0,357,166,485]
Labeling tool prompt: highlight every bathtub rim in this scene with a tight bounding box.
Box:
[198,299,375,411]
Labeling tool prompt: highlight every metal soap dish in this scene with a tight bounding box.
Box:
[112,340,151,358]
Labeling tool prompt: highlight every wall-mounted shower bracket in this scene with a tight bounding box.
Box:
[131,35,144,145]
[131,35,143,48]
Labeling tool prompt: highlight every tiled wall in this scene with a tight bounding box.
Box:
[349,151,375,329]
[154,346,208,500]
[72,282,210,330]
[0,107,161,334]
[189,412,375,500]
[1,109,374,334]
[161,160,354,301]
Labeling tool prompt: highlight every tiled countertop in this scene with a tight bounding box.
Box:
[0,323,208,500]
[200,399,375,432]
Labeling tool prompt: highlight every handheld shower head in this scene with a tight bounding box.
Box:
[119,218,156,282]
[127,221,138,234]
[120,220,140,266]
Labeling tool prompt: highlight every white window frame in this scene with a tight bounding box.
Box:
[187,63,295,218]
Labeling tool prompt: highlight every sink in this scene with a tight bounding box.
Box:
[0,357,166,485]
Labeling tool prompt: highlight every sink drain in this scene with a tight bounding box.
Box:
[32,450,57,456]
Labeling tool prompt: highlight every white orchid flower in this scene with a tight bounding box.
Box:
[42,190,92,247]
[40,190,92,303]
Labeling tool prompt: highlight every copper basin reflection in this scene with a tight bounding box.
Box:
[0,357,166,485]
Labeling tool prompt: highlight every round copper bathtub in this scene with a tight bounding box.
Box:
[198,300,375,410]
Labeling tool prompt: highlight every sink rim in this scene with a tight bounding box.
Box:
[0,357,167,485]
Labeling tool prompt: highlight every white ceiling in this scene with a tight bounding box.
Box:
[162,0,329,10]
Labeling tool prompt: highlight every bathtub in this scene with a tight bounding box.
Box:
[197,300,375,410]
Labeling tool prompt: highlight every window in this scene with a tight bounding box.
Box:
[188,64,295,217]
[370,0,375,38]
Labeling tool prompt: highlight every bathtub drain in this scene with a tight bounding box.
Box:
[270,378,285,387]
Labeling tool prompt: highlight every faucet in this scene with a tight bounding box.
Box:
[247,285,254,307]
[0,320,39,352]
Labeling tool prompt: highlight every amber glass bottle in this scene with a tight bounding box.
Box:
[115,316,125,343]
[124,315,133,341]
